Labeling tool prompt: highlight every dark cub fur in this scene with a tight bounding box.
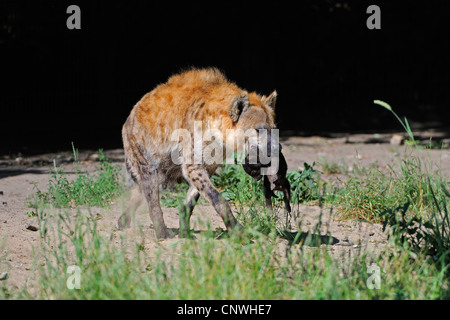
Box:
[242,147,291,213]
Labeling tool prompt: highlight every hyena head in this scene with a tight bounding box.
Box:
[228,90,279,170]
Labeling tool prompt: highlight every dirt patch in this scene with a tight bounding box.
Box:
[1,133,449,291]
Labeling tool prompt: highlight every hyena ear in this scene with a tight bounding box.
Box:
[263,90,277,110]
[229,93,250,123]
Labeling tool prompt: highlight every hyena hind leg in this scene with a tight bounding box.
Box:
[140,166,171,239]
[117,186,143,229]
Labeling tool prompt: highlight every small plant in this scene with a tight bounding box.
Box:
[211,164,266,205]
[31,146,123,208]
[287,162,322,204]
[374,100,416,145]
[335,164,393,223]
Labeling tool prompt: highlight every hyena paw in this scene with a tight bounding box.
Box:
[155,226,173,240]
[117,214,131,230]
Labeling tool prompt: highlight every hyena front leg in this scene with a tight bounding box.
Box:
[263,176,275,211]
[179,185,200,238]
[283,186,292,213]
[183,165,241,232]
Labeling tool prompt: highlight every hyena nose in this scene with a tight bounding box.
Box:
[258,130,279,157]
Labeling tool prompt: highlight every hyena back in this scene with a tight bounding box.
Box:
[119,68,277,239]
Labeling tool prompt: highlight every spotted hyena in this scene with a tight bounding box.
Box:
[118,68,278,239]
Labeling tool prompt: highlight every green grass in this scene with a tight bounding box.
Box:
[211,161,323,208]
[1,156,449,299]
[30,147,123,208]
[159,181,190,208]
[318,157,349,175]
[332,156,449,223]
[211,164,266,205]
[211,162,323,236]
[371,101,450,272]
[331,102,450,224]
[1,206,447,299]
[286,162,323,204]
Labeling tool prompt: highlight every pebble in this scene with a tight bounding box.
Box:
[0,272,8,281]
[390,134,404,146]
[26,225,39,232]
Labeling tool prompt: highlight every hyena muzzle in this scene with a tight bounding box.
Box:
[118,68,278,239]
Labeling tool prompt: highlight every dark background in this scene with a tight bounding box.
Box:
[1,0,449,155]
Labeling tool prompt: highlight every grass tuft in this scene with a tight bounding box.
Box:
[30,147,123,208]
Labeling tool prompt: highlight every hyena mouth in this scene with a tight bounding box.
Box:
[246,128,281,175]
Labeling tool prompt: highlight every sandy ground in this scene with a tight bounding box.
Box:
[1,132,450,292]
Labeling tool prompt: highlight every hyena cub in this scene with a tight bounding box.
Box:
[242,145,291,213]
[118,68,278,239]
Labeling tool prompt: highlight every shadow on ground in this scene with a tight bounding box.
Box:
[168,227,340,247]
[281,231,340,247]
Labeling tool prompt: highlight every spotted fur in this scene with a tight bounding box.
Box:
[118,68,277,239]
